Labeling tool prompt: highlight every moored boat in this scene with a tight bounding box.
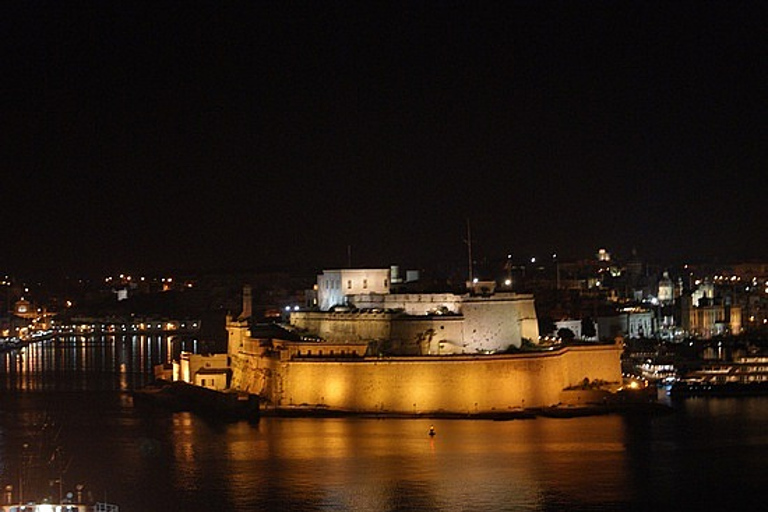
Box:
[132,379,260,421]
[1,484,118,512]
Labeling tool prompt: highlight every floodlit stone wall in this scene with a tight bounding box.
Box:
[390,316,465,354]
[291,293,539,353]
[291,311,393,342]
[232,344,622,412]
[351,292,462,315]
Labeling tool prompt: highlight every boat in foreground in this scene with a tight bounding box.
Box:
[2,485,118,512]
[1,502,118,512]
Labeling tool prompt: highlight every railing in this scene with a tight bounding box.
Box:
[94,503,120,512]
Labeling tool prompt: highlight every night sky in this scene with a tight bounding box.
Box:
[2,1,765,278]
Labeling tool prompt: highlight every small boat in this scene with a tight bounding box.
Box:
[132,379,260,421]
[428,425,436,437]
[1,484,118,512]
[1,501,119,512]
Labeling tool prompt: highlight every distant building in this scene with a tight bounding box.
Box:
[597,310,654,340]
[657,271,675,304]
[554,318,598,342]
[555,319,582,338]
[691,280,715,307]
[681,295,741,339]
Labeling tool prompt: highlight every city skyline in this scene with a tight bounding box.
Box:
[2,1,764,277]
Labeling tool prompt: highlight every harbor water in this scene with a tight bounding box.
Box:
[1,335,767,511]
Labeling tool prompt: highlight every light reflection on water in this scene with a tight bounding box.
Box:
[1,337,767,511]
[1,334,200,390]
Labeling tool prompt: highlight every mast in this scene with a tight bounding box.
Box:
[465,219,473,286]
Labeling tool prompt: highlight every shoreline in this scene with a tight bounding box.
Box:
[259,401,673,420]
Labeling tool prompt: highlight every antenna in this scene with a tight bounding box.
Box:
[464,219,473,286]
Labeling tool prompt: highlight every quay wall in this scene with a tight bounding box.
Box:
[233,344,622,413]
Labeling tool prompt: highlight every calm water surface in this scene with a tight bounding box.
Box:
[1,336,767,511]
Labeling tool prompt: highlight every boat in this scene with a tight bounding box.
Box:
[1,500,119,512]
[670,379,768,397]
[670,356,768,397]
[0,336,23,352]
[1,417,119,512]
[133,379,260,421]
[1,484,118,512]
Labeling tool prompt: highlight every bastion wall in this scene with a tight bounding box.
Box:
[290,293,539,353]
[231,344,623,413]
[290,311,393,342]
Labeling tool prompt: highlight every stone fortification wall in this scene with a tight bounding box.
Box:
[291,311,393,342]
[462,294,539,350]
[291,293,539,353]
[351,293,462,315]
[389,316,464,354]
[230,345,278,397]
[512,296,540,341]
[233,344,622,413]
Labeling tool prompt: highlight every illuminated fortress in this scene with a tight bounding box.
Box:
[226,268,623,414]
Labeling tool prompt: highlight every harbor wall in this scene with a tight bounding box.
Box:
[232,344,623,413]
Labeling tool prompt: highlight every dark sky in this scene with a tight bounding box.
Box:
[2,1,765,277]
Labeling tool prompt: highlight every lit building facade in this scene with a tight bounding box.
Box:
[597,310,654,340]
[174,352,230,390]
[317,269,391,311]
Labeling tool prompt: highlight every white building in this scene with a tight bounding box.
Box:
[691,280,715,307]
[597,310,654,340]
[317,268,391,311]
[174,352,230,391]
[554,318,598,341]
[657,271,675,304]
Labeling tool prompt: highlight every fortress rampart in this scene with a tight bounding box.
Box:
[231,343,623,414]
[289,292,539,353]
